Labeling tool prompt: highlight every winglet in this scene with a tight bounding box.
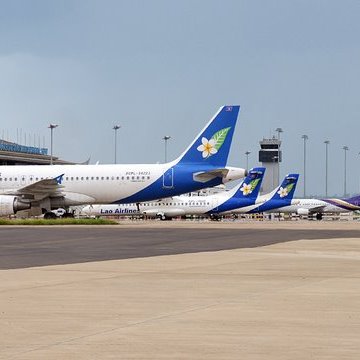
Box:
[54,174,65,185]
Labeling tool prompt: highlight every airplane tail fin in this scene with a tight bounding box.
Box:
[268,174,300,202]
[175,106,240,167]
[344,195,360,207]
[230,167,265,199]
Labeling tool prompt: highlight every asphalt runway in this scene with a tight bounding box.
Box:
[1,224,360,269]
[1,222,360,359]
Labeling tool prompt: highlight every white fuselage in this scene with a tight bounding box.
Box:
[0,164,166,204]
[81,191,234,218]
[267,199,350,214]
[218,192,273,214]
[0,163,246,205]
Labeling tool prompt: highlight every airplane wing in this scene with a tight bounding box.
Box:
[306,205,326,213]
[4,174,65,201]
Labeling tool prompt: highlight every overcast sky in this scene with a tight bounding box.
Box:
[0,0,359,197]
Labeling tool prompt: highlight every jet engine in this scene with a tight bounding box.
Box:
[297,208,309,216]
[143,209,186,218]
[0,196,31,216]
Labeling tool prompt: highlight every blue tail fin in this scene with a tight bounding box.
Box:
[231,167,265,200]
[248,173,299,213]
[269,174,299,201]
[176,106,240,167]
[209,167,265,214]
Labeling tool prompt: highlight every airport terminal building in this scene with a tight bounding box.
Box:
[0,139,74,165]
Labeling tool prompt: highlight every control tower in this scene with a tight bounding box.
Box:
[258,137,282,194]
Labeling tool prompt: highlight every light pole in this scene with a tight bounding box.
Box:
[324,140,330,197]
[301,135,308,197]
[343,146,349,197]
[163,135,171,163]
[48,124,58,165]
[358,152,360,194]
[245,151,251,170]
[275,127,283,183]
[113,125,121,164]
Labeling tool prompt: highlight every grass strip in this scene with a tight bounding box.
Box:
[0,218,118,225]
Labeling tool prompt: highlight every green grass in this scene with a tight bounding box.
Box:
[0,218,118,225]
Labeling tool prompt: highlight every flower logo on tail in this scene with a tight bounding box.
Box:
[277,183,294,198]
[240,178,260,196]
[197,138,218,158]
[277,187,288,198]
[197,127,231,159]
[240,183,252,195]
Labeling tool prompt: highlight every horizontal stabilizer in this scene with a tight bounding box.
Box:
[193,167,246,183]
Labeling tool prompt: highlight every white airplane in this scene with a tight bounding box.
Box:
[266,195,360,220]
[81,167,266,220]
[0,105,246,218]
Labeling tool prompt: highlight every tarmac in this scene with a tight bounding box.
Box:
[0,220,359,359]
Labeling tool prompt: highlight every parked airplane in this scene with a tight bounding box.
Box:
[267,195,360,220]
[81,167,266,220]
[0,106,246,218]
[227,173,300,215]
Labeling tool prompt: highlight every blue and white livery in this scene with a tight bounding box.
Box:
[227,173,300,214]
[81,167,265,219]
[0,105,246,217]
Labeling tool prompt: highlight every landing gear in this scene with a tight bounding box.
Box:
[158,214,172,221]
[210,214,221,221]
[316,213,323,221]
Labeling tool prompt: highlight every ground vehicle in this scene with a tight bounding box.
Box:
[43,208,67,219]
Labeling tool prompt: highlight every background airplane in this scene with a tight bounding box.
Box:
[0,105,246,218]
[226,173,300,215]
[267,195,360,220]
[81,167,265,220]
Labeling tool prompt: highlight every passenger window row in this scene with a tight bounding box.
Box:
[0,175,151,182]
[0,177,18,182]
[138,202,210,206]
[64,175,151,181]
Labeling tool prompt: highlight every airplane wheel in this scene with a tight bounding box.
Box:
[44,212,57,219]
[210,215,220,221]
[316,213,323,221]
